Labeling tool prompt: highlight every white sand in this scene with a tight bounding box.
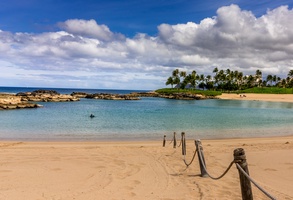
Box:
[219,93,293,103]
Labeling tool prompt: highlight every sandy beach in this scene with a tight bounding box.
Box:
[0,136,292,200]
[219,93,293,102]
[1,93,292,199]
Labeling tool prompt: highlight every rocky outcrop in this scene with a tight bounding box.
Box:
[71,92,88,98]
[159,93,205,100]
[0,94,42,110]
[130,92,160,97]
[85,93,140,100]
[132,91,215,100]
[17,90,80,102]
[1,89,216,110]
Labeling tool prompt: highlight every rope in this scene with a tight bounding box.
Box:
[235,163,276,200]
[183,149,197,167]
[198,148,235,180]
[177,139,182,147]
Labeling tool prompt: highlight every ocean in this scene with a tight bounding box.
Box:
[0,87,293,141]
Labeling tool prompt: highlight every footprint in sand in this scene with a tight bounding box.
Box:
[132,180,141,185]
[264,168,277,171]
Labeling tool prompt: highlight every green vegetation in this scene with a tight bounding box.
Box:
[241,87,293,94]
[163,68,293,94]
[155,88,222,96]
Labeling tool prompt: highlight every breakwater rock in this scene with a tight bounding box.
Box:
[16,90,80,102]
[85,93,140,100]
[131,92,215,100]
[71,92,88,98]
[0,93,42,110]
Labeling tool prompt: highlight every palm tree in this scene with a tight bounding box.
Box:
[198,74,205,90]
[205,75,213,90]
[287,69,293,89]
[272,75,277,86]
[174,76,180,88]
[280,79,286,88]
[189,70,197,89]
[172,69,179,77]
[237,72,243,90]
[213,68,219,89]
[171,69,180,89]
[213,67,218,73]
[166,77,174,88]
[180,71,186,78]
[266,75,273,86]
[255,70,262,87]
[247,75,254,88]
[179,71,187,87]
[288,70,293,78]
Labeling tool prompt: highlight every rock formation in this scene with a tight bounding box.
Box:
[16,90,80,102]
[85,93,140,100]
[0,93,42,110]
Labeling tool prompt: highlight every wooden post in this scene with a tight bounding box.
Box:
[181,132,186,155]
[195,140,208,177]
[173,132,176,148]
[163,135,166,147]
[234,148,253,200]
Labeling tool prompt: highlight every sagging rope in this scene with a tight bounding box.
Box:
[235,163,276,200]
[164,135,277,199]
[198,145,235,180]
[167,132,177,148]
[183,150,197,167]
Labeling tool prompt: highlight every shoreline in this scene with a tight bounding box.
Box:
[218,93,293,102]
[0,136,292,199]
[1,133,293,143]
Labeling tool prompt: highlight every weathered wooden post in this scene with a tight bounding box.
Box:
[195,139,208,177]
[181,132,186,155]
[234,148,253,200]
[163,135,166,147]
[173,132,177,148]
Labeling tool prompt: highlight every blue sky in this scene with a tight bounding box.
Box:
[0,0,293,89]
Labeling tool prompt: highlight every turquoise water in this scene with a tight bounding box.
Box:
[0,87,293,141]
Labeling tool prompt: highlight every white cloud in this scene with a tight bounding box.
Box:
[1,4,293,89]
[58,19,115,41]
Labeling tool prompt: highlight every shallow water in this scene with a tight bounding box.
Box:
[1,87,293,141]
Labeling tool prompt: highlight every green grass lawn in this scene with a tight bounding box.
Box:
[156,87,293,96]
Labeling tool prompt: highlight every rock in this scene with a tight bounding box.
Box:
[16,90,80,102]
[86,93,140,100]
[0,93,42,110]
[71,92,88,98]
[0,89,80,110]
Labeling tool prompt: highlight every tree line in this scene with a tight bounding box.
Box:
[166,68,293,91]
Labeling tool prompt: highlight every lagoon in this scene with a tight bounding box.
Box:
[0,87,292,141]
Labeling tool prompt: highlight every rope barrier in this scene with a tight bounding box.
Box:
[235,163,276,200]
[198,147,235,180]
[163,134,277,199]
[163,135,166,147]
[177,139,182,147]
[181,132,186,156]
[173,132,177,148]
[183,150,197,167]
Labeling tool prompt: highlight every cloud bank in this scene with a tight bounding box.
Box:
[0,4,293,89]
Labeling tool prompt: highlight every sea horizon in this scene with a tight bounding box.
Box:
[0,86,151,95]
